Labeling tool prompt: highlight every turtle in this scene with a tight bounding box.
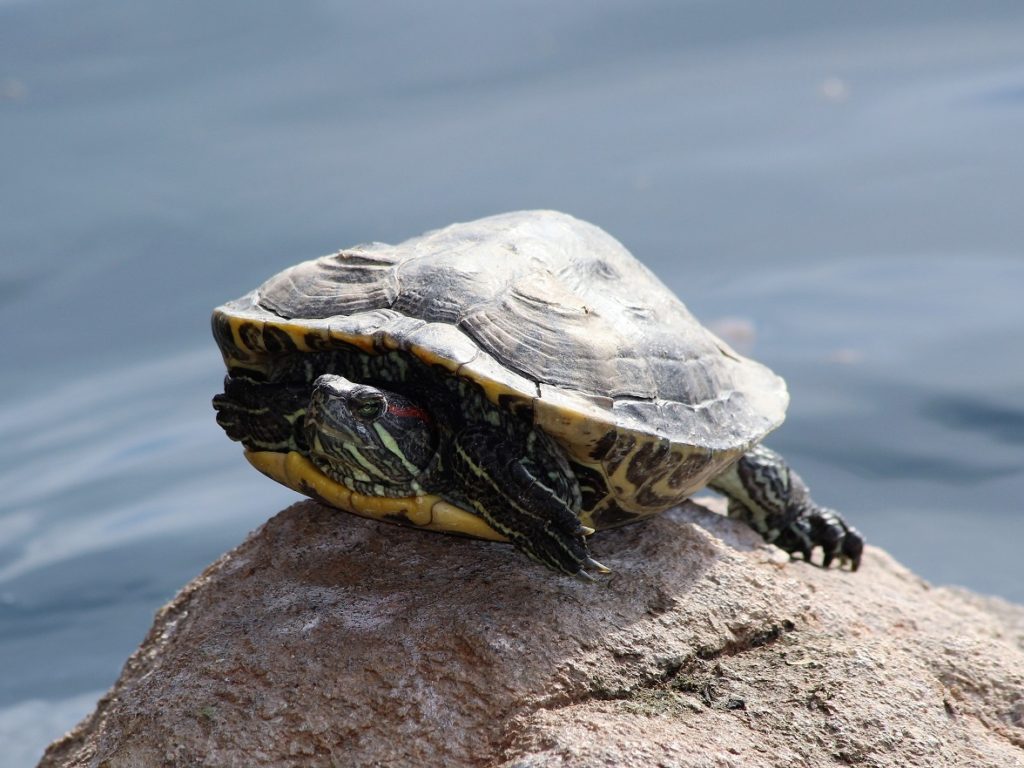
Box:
[212,210,863,578]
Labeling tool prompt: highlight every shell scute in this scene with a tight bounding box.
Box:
[404,323,480,372]
[325,310,402,353]
[454,348,538,410]
[533,383,616,460]
[260,246,401,320]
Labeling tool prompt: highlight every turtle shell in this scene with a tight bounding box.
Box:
[213,210,788,534]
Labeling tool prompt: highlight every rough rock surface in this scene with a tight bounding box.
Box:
[41,500,1024,768]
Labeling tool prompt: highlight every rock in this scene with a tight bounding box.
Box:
[40,500,1024,767]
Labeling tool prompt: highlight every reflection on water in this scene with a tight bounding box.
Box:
[1,355,270,581]
[923,396,1024,448]
[2,0,1023,763]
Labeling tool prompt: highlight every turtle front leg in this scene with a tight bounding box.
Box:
[708,445,864,570]
[448,426,609,579]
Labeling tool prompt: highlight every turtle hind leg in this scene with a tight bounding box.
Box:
[708,445,864,570]
[448,425,607,579]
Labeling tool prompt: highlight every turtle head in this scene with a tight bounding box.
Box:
[305,374,438,495]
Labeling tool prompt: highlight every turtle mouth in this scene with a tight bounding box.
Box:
[306,415,360,445]
[303,424,366,485]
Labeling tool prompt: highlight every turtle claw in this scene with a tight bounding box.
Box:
[513,518,602,580]
[575,557,611,582]
[580,525,596,536]
[528,529,611,581]
[841,526,865,571]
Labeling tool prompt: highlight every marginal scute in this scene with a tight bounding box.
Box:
[534,383,618,459]
[215,297,332,362]
[455,349,539,410]
[327,310,406,354]
[371,313,427,353]
[405,323,480,372]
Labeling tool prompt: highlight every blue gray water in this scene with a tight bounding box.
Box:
[2,1,1023,763]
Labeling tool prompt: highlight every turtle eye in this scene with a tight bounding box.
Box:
[351,392,386,421]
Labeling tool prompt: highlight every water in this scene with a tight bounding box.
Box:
[2,1,1023,763]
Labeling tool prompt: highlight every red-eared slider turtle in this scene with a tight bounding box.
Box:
[213,211,863,578]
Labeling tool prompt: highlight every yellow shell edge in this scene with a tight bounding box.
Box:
[244,450,509,542]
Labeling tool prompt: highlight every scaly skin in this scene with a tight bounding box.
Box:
[708,445,864,570]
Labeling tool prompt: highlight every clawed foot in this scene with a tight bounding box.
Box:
[520,521,610,581]
[709,446,865,573]
[451,425,611,581]
[774,505,864,571]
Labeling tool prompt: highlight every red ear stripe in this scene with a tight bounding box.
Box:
[387,403,432,423]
